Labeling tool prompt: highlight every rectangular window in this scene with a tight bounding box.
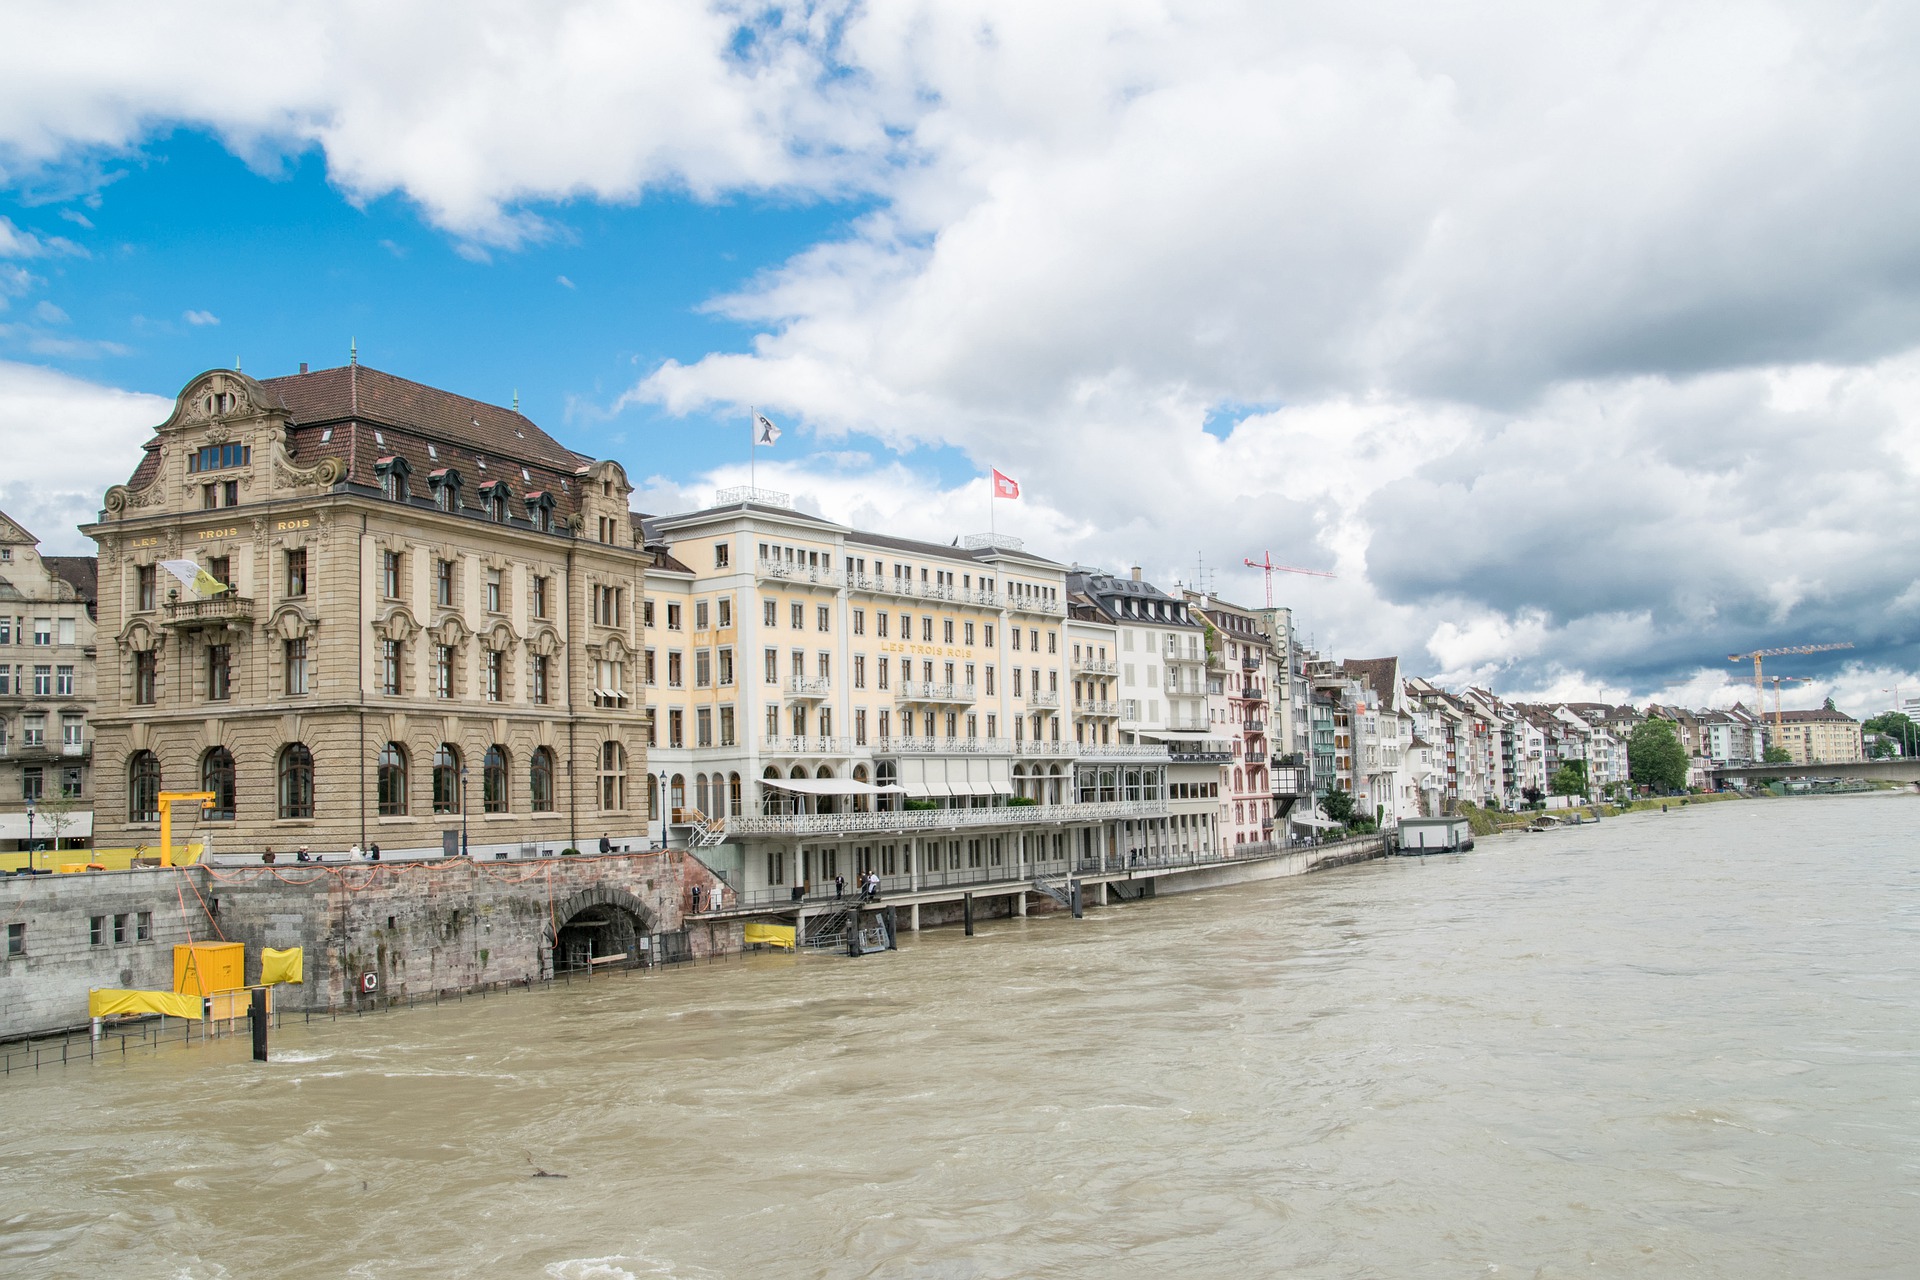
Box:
[382,551,402,599]
[58,617,74,646]
[855,708,868,745]
[852,608,865,636]
[669,709,685,749]
[382,641,402,695]
[877,612,889,639]
[817,651,831,680]
[696,708,713,747]
[206,645,231,701]
[533,575,549,618]
[717,597,731,628]
[667,651,684,687]
[878,709,891,739]
[285,638,309,695]
[7,922,23,958]
[136,911,152,942]
[435,645,454,698]
[719,705,736,746]
[531,655,549,705]
[1012,628,1022,651]
[983,624,994,646]
[134,651,156,705]
[21,714,41,748]
[718,647,734,685]
[943,619,954,643]
[91,916,105,947]
[695,600,709,630]
[877,656,890,690]
[436,559,454,607]
[667,602,683,630]
[286,548,308,598]
[137,564,156,611]
[33,617,51,646]
[985,665,995,695]
[21,765,43,802]
[853,655,866,689]
[486,568,502,613]
[764,648,778,683]
[764,598,777,626]
[986,713,997,738]
[695,648,712,688]
[643,599,656,628]
[715,542,730,568]
[922,617,932,642]
[33,664,51,696]
[964,621,975,645]
[55,664,73,696]
[1013,668,1023,697]
[790,602,804,630]
[817,605,831,632]
[1048,631,1058,654]
[486,650,503,701]
[113,914,128,944]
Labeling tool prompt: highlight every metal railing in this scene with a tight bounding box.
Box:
[1026,691,1060,709]
[725,797,1167,838]
[1076,744,1171,761]
[1075,699,1121,717]
[876,735,1011,755]
[756,558,837,586]
[897,681,975,703]
[1072,658,1119,676]
[918,582,957,602]
[760,735,854,755]
[1009,595,1063,616]
[1014,739,1074,757]
[785,676,831,698]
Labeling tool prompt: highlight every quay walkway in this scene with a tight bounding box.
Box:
[689,835,1387,939]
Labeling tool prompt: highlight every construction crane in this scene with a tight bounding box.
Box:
[1767,675,1812,736]
[1728,642,1852,707]
[1243,552,1335,608]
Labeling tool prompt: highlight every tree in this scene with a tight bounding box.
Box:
[1319,788,1356,826]
[1628,718,1689,793]
[1763,744,1793,764]
[1864,712,1918,757]
[1549,761,1588,797]
[1521,785,1544,805]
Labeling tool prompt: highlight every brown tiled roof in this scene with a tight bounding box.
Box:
[1775,708,1857,724]
[1341,657,1399,707]
[260,365,588,472]
[43,556,97,604]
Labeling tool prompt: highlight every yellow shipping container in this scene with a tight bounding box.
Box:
[173,942,245,997]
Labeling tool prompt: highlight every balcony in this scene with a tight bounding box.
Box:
[162,593,253,630]
[918,582,958,603]
[1168,742,1234,763]
[1014,739,1075,757]
[760,735,853,756]
[1232,683,1266,702]
[1072,657,1118,676]
[1246,749,1267,765]
[1241,655,1261,671]
[756,558,836,586]
[726,797,1168,839]
[896,680,976,704]
[1026,691,1060,709]
[785,676,832,700]
[877,735,1011,755]
[1077,743,1171,761]
[1244,720,1266,736]
[1163,642,1205,665]
[1009,594,1063,616]
[966,589,1000,608]
[1075,699,1122,718]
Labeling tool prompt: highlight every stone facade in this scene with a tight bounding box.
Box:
[0,867,193,1037]
[0,511,97,858]
[81,364,654,861]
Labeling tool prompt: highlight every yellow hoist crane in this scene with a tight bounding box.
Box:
[1767,675,1812,736]
[1728,642,1853,709]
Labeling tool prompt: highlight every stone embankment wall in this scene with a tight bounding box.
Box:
[0,851,734,1038]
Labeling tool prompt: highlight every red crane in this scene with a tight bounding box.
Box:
[1243,552,1335,607]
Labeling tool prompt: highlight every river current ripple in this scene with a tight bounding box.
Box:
[1,793,1915,1278]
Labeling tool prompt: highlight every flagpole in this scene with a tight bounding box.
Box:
[749,405,756,495]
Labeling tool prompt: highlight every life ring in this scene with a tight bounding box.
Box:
[360,971,378,994]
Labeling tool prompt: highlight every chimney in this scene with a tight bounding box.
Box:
[1130,565,1142,582]
[299,362,308,374]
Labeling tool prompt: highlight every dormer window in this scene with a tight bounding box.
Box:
[188,442,251,473]
[524,490,556,534]
[374,455,411,503]
[429,467,463,514]
[478,480,512,522]
[206,391,237,416]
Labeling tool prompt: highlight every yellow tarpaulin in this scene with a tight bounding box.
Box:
[261,947,303,985]
[743,922,796,951]
[89,989,204,1020]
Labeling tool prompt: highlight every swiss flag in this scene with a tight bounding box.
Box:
[992,469,1020,499]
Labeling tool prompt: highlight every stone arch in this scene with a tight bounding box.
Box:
[548,885,658,974]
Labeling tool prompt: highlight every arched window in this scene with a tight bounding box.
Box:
[694,772,710,816]
[599,741,627,811]
[529,747,555,813]
[128,751,161,823]
[729,772,742,817]
[670,773,686,809]
[201,747,235,820]
[377,742,409,816]
[483,745,509,814]
[433,744,462,814]
[278,743,314,819]
[1233,767,1245,793]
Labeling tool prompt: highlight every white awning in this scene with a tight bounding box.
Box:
[760,777,904,797]
[1290,812,1339,829]
[0,811,94,840]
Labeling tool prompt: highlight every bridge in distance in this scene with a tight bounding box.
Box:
[1710,759,1920,784]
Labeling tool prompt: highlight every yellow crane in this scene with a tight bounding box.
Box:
[1728,642,1852,707]
[1767,675,1812,736]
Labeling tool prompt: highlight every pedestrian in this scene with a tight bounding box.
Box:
[369,843,381,861]
[691,883,703,913]
[868,871,880,901]
[835,874,845,901]
[599,832,612,854]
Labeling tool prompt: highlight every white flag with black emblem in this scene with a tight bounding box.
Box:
[754,413,782,446]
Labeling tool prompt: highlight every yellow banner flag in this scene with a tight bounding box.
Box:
[89,988,205,1020]
[191,568,230,596]
[261,947,304,985]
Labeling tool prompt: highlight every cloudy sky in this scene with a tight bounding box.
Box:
[1,0,1913,715]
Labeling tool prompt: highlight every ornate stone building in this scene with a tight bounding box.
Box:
[0,511,98,857]
[82,362,651,858]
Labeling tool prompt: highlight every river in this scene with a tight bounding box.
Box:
[1,792,1915,1278]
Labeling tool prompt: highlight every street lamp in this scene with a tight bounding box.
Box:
[459,765,470,858]
[658,770,671,849]
[24,804,35,874]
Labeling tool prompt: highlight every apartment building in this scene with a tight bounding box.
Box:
[1770,707,1864,765]
[82,363,652,857]
[0,512,98,855]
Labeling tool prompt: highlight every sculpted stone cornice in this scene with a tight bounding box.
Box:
[480,619,519,652]
[527,626,561,658]
[268,604,318,643]
[372,606,419,644]
[117,618,165,655]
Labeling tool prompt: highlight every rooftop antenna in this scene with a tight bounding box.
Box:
[349,337,358,366]
[1189,552,1216,597]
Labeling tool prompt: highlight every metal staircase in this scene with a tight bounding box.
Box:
[671,806,728,849]
[1032,874,1072,908]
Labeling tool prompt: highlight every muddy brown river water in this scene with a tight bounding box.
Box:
[2,792,1915,1278]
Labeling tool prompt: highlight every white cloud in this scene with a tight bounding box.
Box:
[0,360,170,552]
[181,308,218,326]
